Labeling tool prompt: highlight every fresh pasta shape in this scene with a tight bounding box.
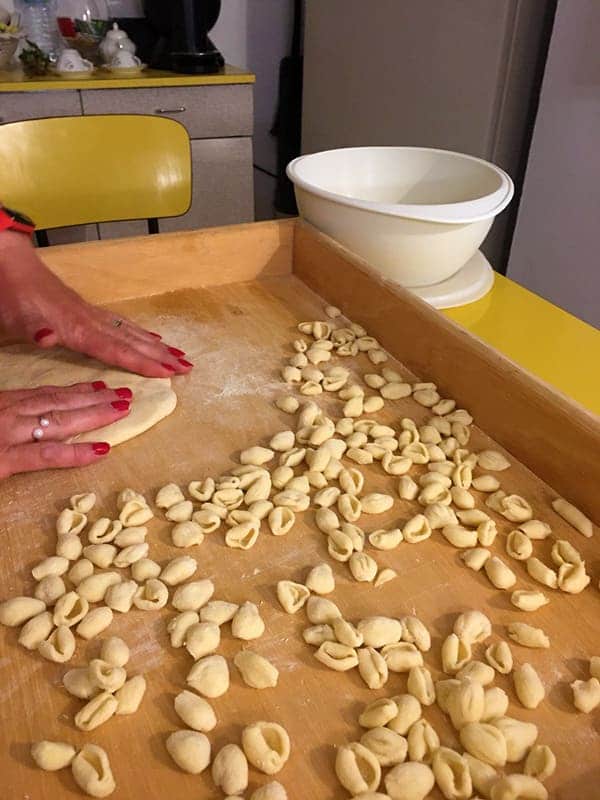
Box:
[457,660,495,686]
[435,679,461,714]
[460,722,507,767]
[166,730,211,774]
[490,774,548,800]
[32,556,69,580]
[315,641,358,671]
[447,678,484,729]
[335,741,381,795]
[407,665,435,706]
[519,519,552,539]
[31,740,76,771]
[306,596,341,624]
[460,547,490,571]
[557,561,590,593]
[302,624,335,646]
[188,477,215,501]
[338,493,362,523]
[357,646,389,689]
[402,514,432,544]
[88,659,127,693]
[234,649,279,689]
[38,626,75,663]
[242,721,290,775]
[571,677,600,713]
[277,580,310,613]
[550,539,582,566]
[484,556,517,589]
[477,450,511,471]
[0,597,46,627]
[360,726,408,767]
[315,507,340,533]
[510,590,549,612]
[75,691,118,731]
[485,641,513,674]
[358,616,402,648]
[381,642,423,673]
[359,697,399,729]
[63,667,98,700]
[551,497,593,537]
[167,611,199,647]
[130,558,161,582]
[18,611,53,650]
[401,616,431,652]
[506,530,533,561]
[187,654,229,698]
[171,521,205,548]
[454,610,492,645]
[432,747,472,800]
[56,533,83,561]
[332,618,363,648]
[155,483,185,509]
[349,552,378,582]
[361,493,394,514]
[200,600,239,626]
[441,633,472,674]
[76,606,114,640]
[305,563,335,594]
[160,556,197,586]
[482,687,508,721]
[387,694,422,735]
[34,575,66,606]
[524,745,557,781]
[133,580,168,611]
[119,500,153,527]
[174,689,217,732]
[172,579,215,612]
[100,636,129,668]
[507,622,550,649]
[513,663,545,709]
[56,508,87,536]
[442,524,477,548]
[385,762,435,800]
[407,719,440,764]
[526,557,558,589]
[71,744,115,798]
[212,743,249,795]
[491,717,538,762]
[268,506,295,536]
[232,601,265,640]
[185,622,220,660]
[114,675,146,715]
[191,509,221,534]
[105,580,137,613]
[77,572,121,604]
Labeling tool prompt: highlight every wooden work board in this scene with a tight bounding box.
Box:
[0,220,599,800]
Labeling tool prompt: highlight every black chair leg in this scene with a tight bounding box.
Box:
[148,218,159,235]
[36,230,50,247]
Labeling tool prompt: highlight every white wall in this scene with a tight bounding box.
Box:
[507,0,600,328]
[211,0,248,69]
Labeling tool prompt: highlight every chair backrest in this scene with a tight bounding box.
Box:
[0,114,192,230]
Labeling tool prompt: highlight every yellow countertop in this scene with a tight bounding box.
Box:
[444,273,599,415]
[0,64,254,91]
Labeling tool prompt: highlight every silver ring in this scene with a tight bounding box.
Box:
[32,426,44,441]
[39,416,50,428]
[113,318,124,328]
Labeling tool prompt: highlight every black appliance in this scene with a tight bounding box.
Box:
[143,0,224,74]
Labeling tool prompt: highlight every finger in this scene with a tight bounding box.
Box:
[93,308,187,360]
[14,386,132,415]
[0,381,109,410]
[12,401,130,445]
[33,327,60,348]
[77,328,191,378]
[0,441,110,479]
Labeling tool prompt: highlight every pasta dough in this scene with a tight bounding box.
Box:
[234,650,279,689]
[385,761,434,800]
[174,690,217,732]
[166,730,211,774]
[31,740,76,771]
[0,346,176,445]
[212,744,249,795]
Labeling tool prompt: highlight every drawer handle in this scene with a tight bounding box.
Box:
[155,106,186,114]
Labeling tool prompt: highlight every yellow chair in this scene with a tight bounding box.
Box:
[0,114,192,244]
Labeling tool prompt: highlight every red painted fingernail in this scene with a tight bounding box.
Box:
[149,331,162,339]
[111,399,130,411]
[161,362,176,372]
[167,346,186,357]
[114,387,132,399]
[34,328,54,343]
[178,358,194,367]
[92,380,106,391]
[92,442,111,455]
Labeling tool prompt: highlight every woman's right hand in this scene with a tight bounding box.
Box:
[0,380,131,480]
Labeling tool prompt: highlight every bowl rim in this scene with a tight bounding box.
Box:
[286,146,514,224]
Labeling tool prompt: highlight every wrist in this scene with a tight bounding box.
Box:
[0,230,39,274]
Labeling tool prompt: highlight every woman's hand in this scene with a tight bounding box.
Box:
[0,381,132,479]
[0,231,193,378]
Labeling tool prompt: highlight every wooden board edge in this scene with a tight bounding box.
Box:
[292,220,600,523]
[41,219,296,305]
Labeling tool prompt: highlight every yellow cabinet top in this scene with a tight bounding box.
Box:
[0,64,255,91]
[444,273,599,416]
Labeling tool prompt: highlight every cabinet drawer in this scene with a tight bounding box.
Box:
[0,91,81,124]
[99,136,254,239]
[81,84,253,139]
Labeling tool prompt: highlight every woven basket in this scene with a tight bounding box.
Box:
[0,37,19,69]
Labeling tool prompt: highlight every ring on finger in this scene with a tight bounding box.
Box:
[32,416,50,441]
[112,318,124,328]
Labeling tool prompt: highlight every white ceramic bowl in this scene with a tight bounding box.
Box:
[287,147,513,287]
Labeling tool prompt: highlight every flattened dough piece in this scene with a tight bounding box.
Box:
[0,346,176,446]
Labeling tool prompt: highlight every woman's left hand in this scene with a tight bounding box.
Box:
[0,231,193,378]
